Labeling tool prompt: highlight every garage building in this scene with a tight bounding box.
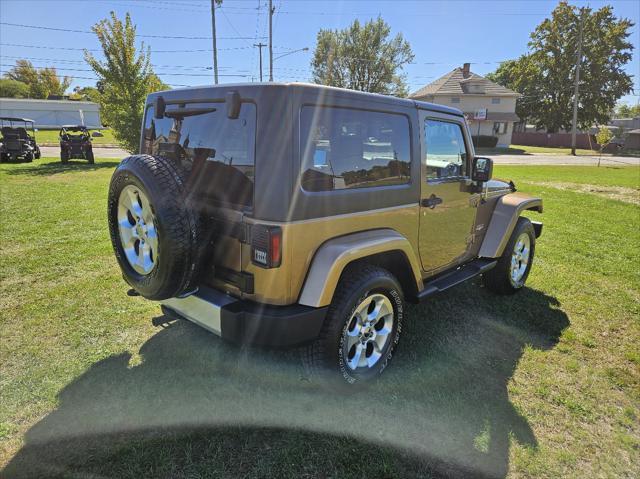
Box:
[0,98,102,129]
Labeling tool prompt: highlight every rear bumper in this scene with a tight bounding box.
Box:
[160,286,327,348]
[63,146,89,158]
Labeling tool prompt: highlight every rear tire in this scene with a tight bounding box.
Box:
[24,152,33,163]
[60,150,69,163]
[484,217,536,295]
[302,265,404,388]
[108,154,204,300]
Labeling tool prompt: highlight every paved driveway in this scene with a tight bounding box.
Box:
[39,146,129,159]
[491,153,639,166]
[40,147,639,167]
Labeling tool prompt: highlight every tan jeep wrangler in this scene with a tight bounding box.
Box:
[107,83,542,386]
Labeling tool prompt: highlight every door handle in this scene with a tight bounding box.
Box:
[421,194,443,209]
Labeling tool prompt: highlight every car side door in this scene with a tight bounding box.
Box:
[418,111,479,273]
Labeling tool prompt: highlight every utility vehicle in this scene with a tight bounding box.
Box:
[0,117,41,162]
[59,125,102,163]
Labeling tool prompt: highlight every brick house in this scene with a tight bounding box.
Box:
[410,63,520,147]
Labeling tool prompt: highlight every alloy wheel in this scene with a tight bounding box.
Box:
[342,293,395,371]
[509,232,530,287]
[117,185,158,275]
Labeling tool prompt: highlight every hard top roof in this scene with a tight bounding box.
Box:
[0,117,35,123]
[147,82,464,118]
[61,125,90,130]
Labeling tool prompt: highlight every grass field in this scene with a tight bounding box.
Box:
[1,159,638,478]
[34,128,117,146]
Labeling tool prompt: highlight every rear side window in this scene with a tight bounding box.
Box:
[424,119,468,180]
[142,102,256,209]
[300,106,411,192]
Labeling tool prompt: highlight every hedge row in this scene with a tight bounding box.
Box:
[471,135,499,148]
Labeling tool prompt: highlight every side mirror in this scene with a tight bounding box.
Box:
[226,91,241,119]
[472,156,493,183]
[92,131,104,137]
[154,96,166,119]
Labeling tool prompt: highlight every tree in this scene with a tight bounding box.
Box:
[486,57,540,126]
[311,17,414,96]
[615,102,640,118]
[487,2,634,132]
[595,126,614,166]
[0,78,30,98]
[4,60,71,99]
[85,12,169,153]
[70,86,102,103]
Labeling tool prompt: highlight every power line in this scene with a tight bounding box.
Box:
[109,0,210,8]
[96,1,209,14]
[201,8,549,17]
[0,22,264,40]
[2,55,251,72]
[0,42,277,53]
[219,6,254,49]
[0,63,250,78]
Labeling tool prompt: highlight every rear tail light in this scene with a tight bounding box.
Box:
[251,225,282,268]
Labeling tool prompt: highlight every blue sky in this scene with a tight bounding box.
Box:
[1,0,638,105]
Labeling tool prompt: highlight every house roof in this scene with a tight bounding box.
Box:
[410,67,520,98]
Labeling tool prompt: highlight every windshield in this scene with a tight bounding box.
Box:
[142,102,256,210]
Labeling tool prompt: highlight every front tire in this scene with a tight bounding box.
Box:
[60,150,69,163]
[303,265,404,388]
[86,149,95,164]
[484,217,536,294]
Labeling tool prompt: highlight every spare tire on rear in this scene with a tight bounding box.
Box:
[107,154,201,300]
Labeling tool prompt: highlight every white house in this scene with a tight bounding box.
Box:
[0,98,102,129]
[410,63,520,147]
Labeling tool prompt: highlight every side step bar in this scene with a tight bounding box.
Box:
[415,258,497,302]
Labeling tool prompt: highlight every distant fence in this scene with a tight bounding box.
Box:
[512,132,595,149]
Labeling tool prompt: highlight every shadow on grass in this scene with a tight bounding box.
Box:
[3,283,568,479]
[2,160,120,176]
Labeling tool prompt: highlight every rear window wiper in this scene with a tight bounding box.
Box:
[164,107,217,119]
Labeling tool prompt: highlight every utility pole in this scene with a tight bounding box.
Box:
[254,43,266,82]
[211,0,219,84]
[570,9,585,156]
[269,0,274,81]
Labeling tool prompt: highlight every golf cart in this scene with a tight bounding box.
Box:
[59,125,102,164]
[0,117,41,162]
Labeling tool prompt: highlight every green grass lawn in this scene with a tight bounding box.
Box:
[34,128,117,146]
[1,158,638,478]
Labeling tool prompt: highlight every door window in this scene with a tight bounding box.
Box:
[424,119,468,180]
